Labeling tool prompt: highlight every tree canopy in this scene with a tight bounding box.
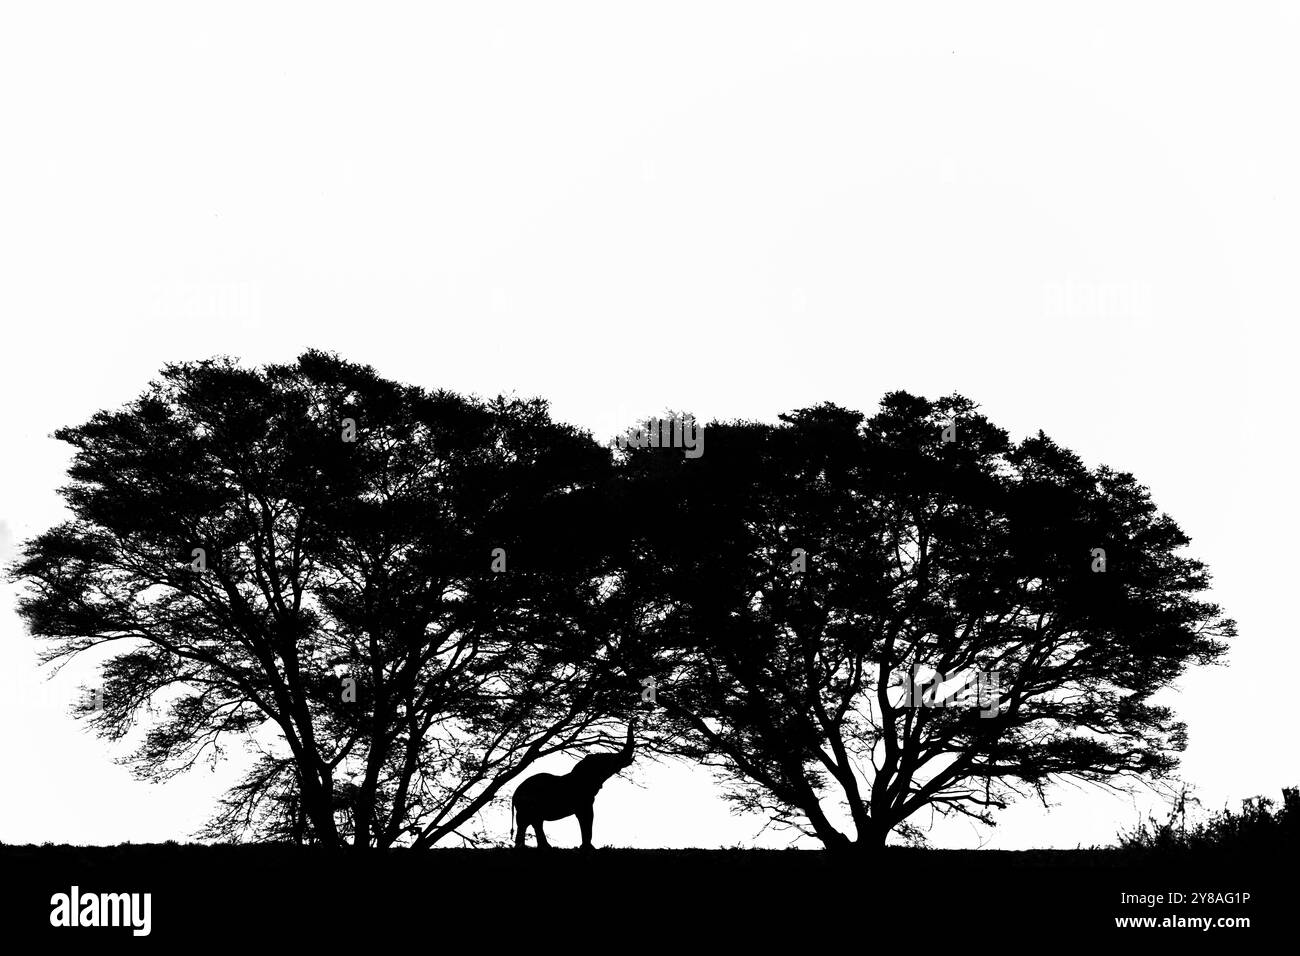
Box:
[13,352,630,847]
[618,393,1234,849]
[12,362,1233,851]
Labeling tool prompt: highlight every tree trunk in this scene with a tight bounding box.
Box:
[299,768,340,847]
[856,819,889,852]
[292,797,306,845]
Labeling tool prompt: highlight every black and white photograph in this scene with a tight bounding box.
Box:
[0,2,1295,944]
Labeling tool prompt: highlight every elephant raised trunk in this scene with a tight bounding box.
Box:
[512,718,638,849]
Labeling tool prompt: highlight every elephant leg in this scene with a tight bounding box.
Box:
[533,821,550,849]
[514,813,528,849]
[577,804,594,849]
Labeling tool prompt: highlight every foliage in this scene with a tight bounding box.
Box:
[12,351,631,847]
[619,394,1234,850]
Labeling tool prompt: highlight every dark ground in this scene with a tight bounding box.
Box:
[0,842,1286,947]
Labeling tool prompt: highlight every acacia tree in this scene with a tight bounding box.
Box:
[12,352,628,847]
[620,394,1234,850]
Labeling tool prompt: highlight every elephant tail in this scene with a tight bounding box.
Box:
[510,798,515,843]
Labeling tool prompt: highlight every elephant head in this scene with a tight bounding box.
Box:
[569,717,637,796]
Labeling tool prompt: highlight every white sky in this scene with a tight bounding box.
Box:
[1,1,1297,850]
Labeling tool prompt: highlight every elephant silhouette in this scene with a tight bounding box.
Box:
[512,718,637,849]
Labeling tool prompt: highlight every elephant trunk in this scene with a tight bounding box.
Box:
[618,719,637,767]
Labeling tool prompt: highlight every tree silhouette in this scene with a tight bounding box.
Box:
[620,393,1235,851]
[12,352,627,847]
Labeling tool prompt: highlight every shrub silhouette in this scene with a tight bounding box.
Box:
[1119,787,1298,852]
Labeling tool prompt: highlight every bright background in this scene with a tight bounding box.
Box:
[1,1,1296,849]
